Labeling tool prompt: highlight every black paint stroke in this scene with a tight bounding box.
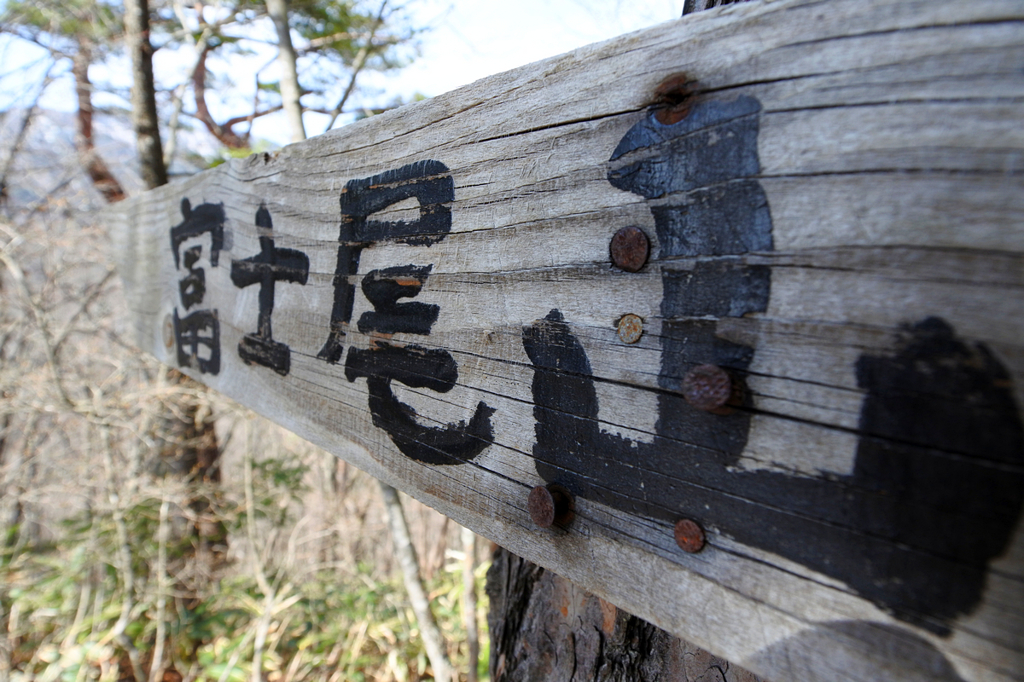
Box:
[318,160,454,364]
[846,318,1024,631]
[170,198,225,269]
[524,95,1024,634]
[661,261,770,318]
[358,265,439,335]
[346,342,495,465]
[315,160,494,465]
[173,309,220,375]
[178,246,206,310]
[526,310,1024,635]
[230,205,310,376]
[171,197,223,375]
[608,97,761,192]
[345,263,493,463]
[524,310,756,519]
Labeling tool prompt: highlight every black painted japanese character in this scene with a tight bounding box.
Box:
[171,197,224,374]
[525,95,771,518]
[174,309,220,375]
[231,205,310,376]
[357,265,439,335]
[178,246,206,310]
[523,94,1024,635]
[318,160,454,364]
[314,161,493,464]
[171,198,225,269]
[346,265,494,465]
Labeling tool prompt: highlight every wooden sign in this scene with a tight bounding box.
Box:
[108,0,1024,679]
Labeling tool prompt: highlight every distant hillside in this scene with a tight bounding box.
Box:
[0,107,232,210]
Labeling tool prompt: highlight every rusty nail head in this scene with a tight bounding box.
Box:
[529,484,574,529]
[163,314,175,349]
[610,226,650,272]
[617,314,643,344]
[653,74,696,125]
[682,364,734,413]
[674,518,706,553]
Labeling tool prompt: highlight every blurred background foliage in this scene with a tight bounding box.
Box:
[1,449,489,682]
[0,0,488,676]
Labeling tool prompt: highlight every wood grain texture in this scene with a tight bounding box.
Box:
[106,1,1024,679]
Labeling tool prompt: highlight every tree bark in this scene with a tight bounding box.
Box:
[71,46,126,203]
[123,0,167,189]
[265,0,306,143]
[486,547,765,682]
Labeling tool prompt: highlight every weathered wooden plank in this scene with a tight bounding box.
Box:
[107,0,1024,679]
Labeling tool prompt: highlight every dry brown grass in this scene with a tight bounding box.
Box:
[0,111,487,682]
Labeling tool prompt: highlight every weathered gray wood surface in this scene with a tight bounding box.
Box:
[107,0,1024,679]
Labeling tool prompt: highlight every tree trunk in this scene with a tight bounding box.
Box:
[123,0,167,189]
[265,0,306,143]
[485,546,765,682]
[71,46,126,203]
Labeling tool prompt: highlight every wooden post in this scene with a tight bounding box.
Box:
[485,547,765,681]
[106,1,1024,679]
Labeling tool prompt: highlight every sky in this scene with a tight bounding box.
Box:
[0,0,685,149]
[265,0,685,144]
[354,1,682,102]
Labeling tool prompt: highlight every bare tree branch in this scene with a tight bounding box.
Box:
[379,481,454,682]
[98,423,145,682]
[163,25,213,168]
[462,526,479,682]
[192,45,249,148]
[322,0,388,133]
[148,498,170,682]
[222,104,284,131]
[0,249,76,410]
[0,61,58,213]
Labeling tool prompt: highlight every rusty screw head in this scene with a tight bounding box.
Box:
[682,364,734,413]
[653,74,696,125]
[674,518,706,553]
[529,484,574,529]
[617,314,643,344]
[610,226,650,273]
[163,314,175,349]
